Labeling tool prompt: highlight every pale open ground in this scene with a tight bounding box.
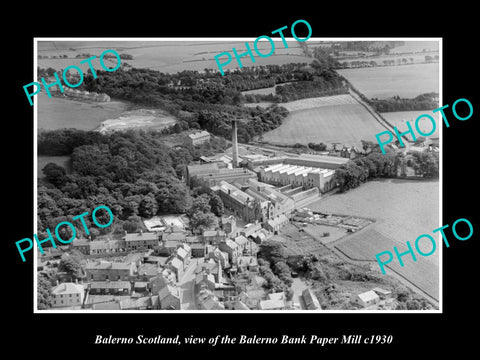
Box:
[262,94,388,148]
[307,179,440,300]
[338,63,439,99]
[97,109,177,133]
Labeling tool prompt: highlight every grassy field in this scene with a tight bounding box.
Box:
[338,63,439,98]
[261,94,388,148]
[307,178,440,300]
[381,110,440,140]
[37,40,313,74]
[37,92,130,131]
[334,227,439,300]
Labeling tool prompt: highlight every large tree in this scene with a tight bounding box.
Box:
[138,194,158,218]
[190,211,217,233]
[58,253,84,281]
[209,193,225,217]
[37,275,53,310]
[42,163,67,187]
[189,194,212,215]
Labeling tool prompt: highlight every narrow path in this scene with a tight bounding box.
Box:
[291,277,308,309]
[348,88,413,150]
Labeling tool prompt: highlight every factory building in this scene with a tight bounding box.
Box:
[258,163,336,193]
[186,162,257,190]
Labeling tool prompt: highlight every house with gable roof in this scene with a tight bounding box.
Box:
[51,282,85,308]
[352,290,380,307]
[218,239,241,264]
[158,285,181,310]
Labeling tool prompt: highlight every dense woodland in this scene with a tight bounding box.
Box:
[37,129,230,241]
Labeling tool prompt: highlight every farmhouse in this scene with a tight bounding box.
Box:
[188,130,210,146]
[352,290,380,307]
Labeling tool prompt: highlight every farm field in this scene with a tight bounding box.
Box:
[301,223,347,244]
[335,227,439,300]
[307,178,440,300]
[338,63,439,99]
[261,94,388,148]
[381,110,440,140]
[37,40,312,74]
[37,92,130,131]
[270,223,335,258]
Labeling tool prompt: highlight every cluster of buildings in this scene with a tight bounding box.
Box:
[48,222,267,310]
[44,126,365,312]
[186,149,349,234]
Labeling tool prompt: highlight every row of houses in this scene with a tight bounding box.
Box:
[69,218,267,259]
[82,232,258,287]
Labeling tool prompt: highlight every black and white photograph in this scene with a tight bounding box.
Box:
[33,38,441,313]
[6,7,478,356]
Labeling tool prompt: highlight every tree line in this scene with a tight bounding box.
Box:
[369,93,439,112]
[333,143,439,192]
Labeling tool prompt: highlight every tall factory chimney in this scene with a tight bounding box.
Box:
[232,120,239,168]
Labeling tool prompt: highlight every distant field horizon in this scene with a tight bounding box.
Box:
[338,63,440,99]
[37,40,312,74]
